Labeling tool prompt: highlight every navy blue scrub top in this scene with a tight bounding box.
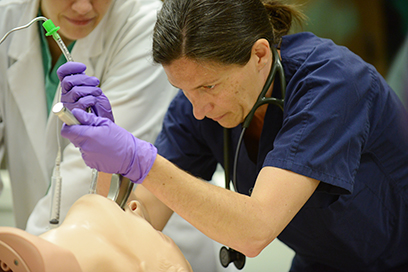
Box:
[155,32,408,271]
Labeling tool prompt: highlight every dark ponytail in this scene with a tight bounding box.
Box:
[153,0,305,65]
[263,0,306,45]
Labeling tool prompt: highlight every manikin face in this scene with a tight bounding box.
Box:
[40,194,192,272]
[40,0,112,44]
[163,52,270,128]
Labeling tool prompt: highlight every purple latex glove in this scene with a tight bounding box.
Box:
[61,109,157,184]
[57,62,114,122]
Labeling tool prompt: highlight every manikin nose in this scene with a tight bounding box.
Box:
[127,200,146,219]
[129,201,137,211]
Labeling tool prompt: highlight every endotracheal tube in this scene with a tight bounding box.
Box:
[0,17,73,62]
[42,19,74,62]
[0,17,74,227]
[42,19,75,228]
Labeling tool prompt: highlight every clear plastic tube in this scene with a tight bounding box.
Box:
[54,37,74,62]
[49,167,62,227]
[89,169,99,194]
[42,19,74,62]
[41,20,75,226]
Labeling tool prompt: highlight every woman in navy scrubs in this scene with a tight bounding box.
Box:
[59,0,408,271]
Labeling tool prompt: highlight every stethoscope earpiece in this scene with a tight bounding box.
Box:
[219,246,246,270]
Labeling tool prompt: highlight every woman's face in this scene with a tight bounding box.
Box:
[40,0,112,44]
[163,54,268,128]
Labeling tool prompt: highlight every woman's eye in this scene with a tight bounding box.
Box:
[203,85,215,90]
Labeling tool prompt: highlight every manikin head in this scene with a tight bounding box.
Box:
[0,194,192,272]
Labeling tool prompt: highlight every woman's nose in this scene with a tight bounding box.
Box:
[191,96,213,120]
[72,0,93,15]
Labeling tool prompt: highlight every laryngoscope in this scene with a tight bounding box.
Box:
[1,17,133,228]
[220,46,286,270]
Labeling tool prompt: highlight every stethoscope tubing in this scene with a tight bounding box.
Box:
[225,46,286,192]
[220,46,286,269]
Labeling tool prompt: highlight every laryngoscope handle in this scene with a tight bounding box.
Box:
[52,103,80,125]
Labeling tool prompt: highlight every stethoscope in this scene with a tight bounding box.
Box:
[219,46,286,269]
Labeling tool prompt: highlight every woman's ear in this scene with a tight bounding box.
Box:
[252,38,271,71]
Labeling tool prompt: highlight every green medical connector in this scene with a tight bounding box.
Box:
[42,19,61,39]
[42,19,74,62]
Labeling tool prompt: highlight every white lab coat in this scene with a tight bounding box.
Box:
[0,0,220,270]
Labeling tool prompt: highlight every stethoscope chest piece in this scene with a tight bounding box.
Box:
[219,246,246,269]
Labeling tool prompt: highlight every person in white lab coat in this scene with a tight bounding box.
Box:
[0,0,219,270]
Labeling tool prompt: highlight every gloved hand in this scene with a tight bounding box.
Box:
[61,109,157,184]
[57,62,114,122]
